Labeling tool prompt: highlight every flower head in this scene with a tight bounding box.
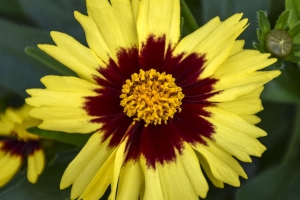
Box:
[0,104,45,187]
[26,0,280,199]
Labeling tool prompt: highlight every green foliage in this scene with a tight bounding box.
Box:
[18,0,86,42]
[0,18,58,97]
[258,11,271,36]
[25,47,77,77]
[275,10,291,29]
[288,22,300,38]
[237,106,300,200]
[237,164,300,200]
[286,0,300,28]
[28,127,93,147]
[262,65,300,104]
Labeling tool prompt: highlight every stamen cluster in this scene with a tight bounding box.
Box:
[120,69,184,126]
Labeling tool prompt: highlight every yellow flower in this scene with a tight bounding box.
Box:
[26,0,280,199]
[0,104,45,188]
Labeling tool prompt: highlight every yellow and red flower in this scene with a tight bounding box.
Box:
[0,104,45,187]
[26,0,280,199]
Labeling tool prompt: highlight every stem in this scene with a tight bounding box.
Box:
[180,0,199,33]
[283,105,300,165]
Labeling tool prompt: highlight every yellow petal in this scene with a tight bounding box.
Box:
[240,114,261,124]
[34,149,45,175]
[27,149,45,183]
[0,104,40,139]
[141,153,199,200]
[0,115,14,135]
[50,31,104,71]
[209,82,265,102]
[179,143,209,199]
[205,106,267,138]
[61,132,106,189]
[173,17,221,57]
[214,50,277,78]
[74,11,112,63]
[140,156,164,200]
[131,0,140,22]
[214,71,281,93]
[197,14,247,79]
[38,44,98,83]
[229,40,245,56]
[4,108,22,124]
[27,154,37,183]
[109,139,128,200]
[38,118,99,134]
[137,0,180,49]
[0,153,22,187]
[26,88,100,133]
[212,125,266,162]
[79,149,116,200]
[86,0,137,57]
[70,138,113,199]
[209,111,267,162]
[41,75,100,92]
[217,87,264,115]
[26,89,91,107]
[116,160,144,200]
[196,152,224,188]
[174,13,247,79]
[193,139,247,187]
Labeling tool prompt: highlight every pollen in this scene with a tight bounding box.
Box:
[120,69,184,127]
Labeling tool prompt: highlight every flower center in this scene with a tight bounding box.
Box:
[120,69,184,127]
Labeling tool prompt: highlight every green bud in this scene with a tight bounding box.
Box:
[266,29,293,58]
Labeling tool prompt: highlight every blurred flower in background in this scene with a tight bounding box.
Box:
[0,104,44,187]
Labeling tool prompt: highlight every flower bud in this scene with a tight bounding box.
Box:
[266,29,293,58]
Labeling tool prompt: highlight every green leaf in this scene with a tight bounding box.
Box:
[236,164,300,200]
[236,106,300,200]
[256,28,263,43]
[0,18,60,98]
[257,11,271,36]
[180,0,199,34]
[286,0,300,28]
[261,65,300,104]
[28,127,92,147]
[25,46,77,77]
[257,103,295,169]
[0,151,76,200]
[292,43,300,52]
[0,0,30,23]
[180,17,184,38]
[18,0,86,43]
[282,106,300,164]
[253,42,264,52]
[281,175,300,199]
[275,10,291,29]
[284,54,300,63]
[288,22,300,38]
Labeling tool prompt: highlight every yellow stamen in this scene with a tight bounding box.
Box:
[120,69,184,127]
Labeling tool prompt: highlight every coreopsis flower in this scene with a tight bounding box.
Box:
[0,104,45,187]
[26,0,280,199]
